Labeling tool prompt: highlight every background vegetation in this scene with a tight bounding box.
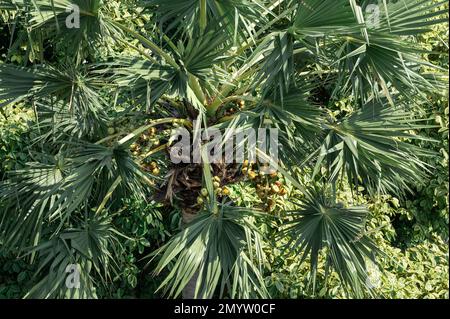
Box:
[0,0,448,299]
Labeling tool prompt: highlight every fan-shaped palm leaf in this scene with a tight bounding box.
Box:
[150,205,269,299]
[314,100,436,196]
[282,188,382,298]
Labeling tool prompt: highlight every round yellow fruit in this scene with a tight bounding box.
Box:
[248,171,257,180]
[149,127,157,135]
[130,143,138,151]
[271,184,280,194]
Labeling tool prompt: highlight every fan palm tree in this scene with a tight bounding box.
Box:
[0,0,447,299]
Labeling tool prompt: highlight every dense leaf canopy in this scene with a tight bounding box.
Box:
[0,0,448,299]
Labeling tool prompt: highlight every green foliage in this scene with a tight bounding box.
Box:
[314,102,435,196]
[95,197,170,298]
[0,0,448,300]
[283,189,381,298]
[0,251,34,299]
[263,17,449,297]
[265,193,449,299]
[0,104,33,173]
[151,206,269,299]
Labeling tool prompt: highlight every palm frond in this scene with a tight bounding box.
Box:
[291,0,359,37]
[314,100,436,196]
[151,205,269,299]
[1,0,123,55]
[24,213,121,299]
[333,33,447,102]
[282,188,382,298]
[0,141,149,251]
[252,31,294,100]
[362,0,449,35]
[144,0,270,38]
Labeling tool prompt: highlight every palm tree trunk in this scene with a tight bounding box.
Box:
[182,268,199,299]
[181,209,199,299]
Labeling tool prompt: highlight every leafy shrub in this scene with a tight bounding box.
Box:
[0,104,33,174]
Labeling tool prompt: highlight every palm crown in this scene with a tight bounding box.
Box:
[0,0,448,299]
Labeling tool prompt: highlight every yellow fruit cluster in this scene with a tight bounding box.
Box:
[241,161,288,212]
[130,127,160,158]
[196,176,231,206]
[141,160,160,176]
[236,99,245,110]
